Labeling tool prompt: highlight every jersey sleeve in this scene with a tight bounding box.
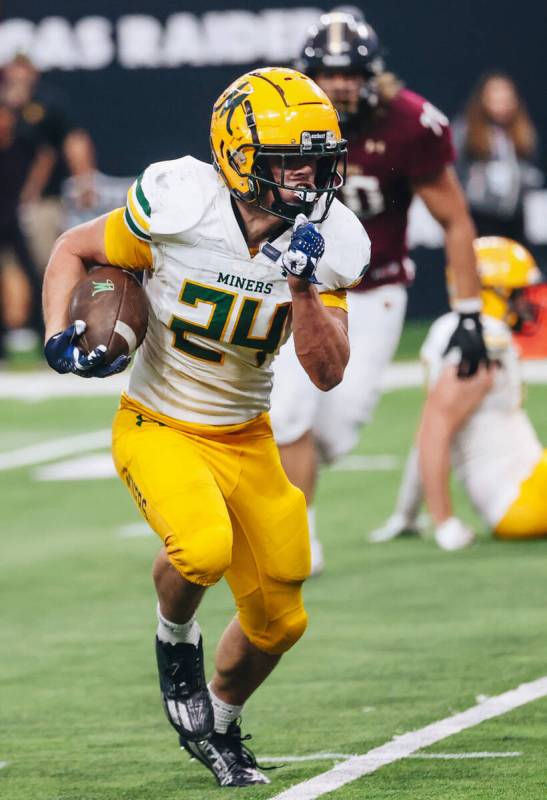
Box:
[403,99,456,181]
[104,208,153,270]
[124,171,153,242]
[317,198,371,290]
[318,289,348,312]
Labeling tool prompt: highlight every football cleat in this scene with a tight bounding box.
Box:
[180,721,271,787]
[155,636,214,741]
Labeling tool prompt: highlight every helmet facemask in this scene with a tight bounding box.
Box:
[506,287,542,334]
[227,140,347,224]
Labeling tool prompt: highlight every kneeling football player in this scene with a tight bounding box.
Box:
[370,237,547,549]
[42,68,370,786]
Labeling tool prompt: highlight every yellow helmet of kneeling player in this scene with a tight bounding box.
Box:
[210,67,346,223]
[474,237,542,331]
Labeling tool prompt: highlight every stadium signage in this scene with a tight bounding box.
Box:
[0,9,322,70]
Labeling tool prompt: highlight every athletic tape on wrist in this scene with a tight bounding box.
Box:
[452,297,482,314]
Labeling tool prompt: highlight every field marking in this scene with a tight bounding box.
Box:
[0,430,111,472]
[270,675,547,800]
[262,754,356,764]
[2,360,547,400]
[117,522,153,538]
[0,371,128,400]
[261,751,521,765]
[332,454,400,471]
[408,751,521,759]
[33,453,115,481]
[0,761,8,769]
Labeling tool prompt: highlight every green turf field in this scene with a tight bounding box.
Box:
[1,381,547,799]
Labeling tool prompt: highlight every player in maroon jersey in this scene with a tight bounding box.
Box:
[270,9,488,572]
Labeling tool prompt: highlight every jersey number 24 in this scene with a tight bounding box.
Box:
[169,280,290,366]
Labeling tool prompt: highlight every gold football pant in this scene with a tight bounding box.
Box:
[112,395,310,655]
[495,450,547,539]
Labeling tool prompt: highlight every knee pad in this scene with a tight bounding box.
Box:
[165,525,232,587]
[264,605,308,655]
[239,588,308,655]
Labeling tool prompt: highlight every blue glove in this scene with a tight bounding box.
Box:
[281,214,325,284]
[44,320,131,378]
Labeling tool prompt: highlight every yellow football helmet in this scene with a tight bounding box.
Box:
[210,67,346,222]
[474,237,542,329]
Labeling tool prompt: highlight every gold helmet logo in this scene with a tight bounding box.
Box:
[210,67,347,223]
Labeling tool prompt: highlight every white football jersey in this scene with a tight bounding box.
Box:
[421,312,542,526]
[124,156,371,424]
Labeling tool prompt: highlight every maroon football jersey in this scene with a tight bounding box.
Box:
[339,88,455,291]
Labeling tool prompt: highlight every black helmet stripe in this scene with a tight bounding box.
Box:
[243,99,260,145]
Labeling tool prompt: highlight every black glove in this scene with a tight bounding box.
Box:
[443,312,490,378]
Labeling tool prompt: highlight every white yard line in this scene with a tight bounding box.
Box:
[2,360,547,400]
[0,430,111,472]
[270,675,547,800]
[33,453,116,481]
[0,761,8,769]
[332,455,400,471]
[262,754,356,764]
[408,752,521,759]
[261,751,521,764]
[117,522,153,538]
[0,371,128,400]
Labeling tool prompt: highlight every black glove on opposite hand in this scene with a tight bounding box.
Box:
[443,311,490,378]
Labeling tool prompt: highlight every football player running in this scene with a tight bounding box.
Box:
[270,10,488,574]
[370,238,547,549]
[42,68,370,787]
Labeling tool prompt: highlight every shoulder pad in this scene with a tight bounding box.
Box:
[141,157,219,236]
[316,199,371,290]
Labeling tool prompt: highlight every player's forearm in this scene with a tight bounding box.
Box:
[289,279,349,391]
[43,216,110,340]
[43,235,88,340]
[443,212,480,301]
[417,408,454,525]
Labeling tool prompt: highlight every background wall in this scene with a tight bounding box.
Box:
[3,0,545,316]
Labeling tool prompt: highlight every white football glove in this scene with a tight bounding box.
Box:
[434,517,475,551]
[368,512,425,543]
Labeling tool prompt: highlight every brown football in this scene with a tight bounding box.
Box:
[68,266,149,359]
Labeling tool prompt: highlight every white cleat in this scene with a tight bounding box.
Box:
[434,517,475,551]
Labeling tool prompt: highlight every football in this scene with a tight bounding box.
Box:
[68,266,149,360]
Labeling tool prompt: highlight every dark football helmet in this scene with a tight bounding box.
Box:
[295,10,385,111]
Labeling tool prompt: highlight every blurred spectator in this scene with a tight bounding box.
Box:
[453,73,544,241]
[0,54,96,271]
[0,100,43,362]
